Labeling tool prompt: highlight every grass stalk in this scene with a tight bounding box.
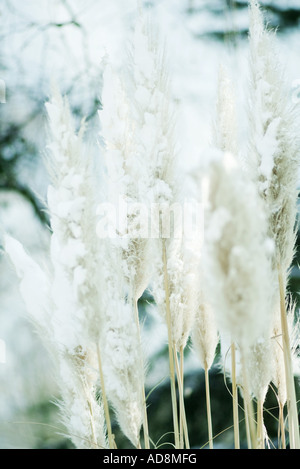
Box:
[241,351,257,449]
[162,238,180,449]
[96,343,115,449]
[86,398,98,448]
[204,364,213,449]
[133,298,150,449]
[231,342,240,449]
[179,348,184,449]
[279,402,286,449]
[278,265,300,449]
[174,347,190,449]
[243,395,251,449]
[180,346,186,447]
[256,399,264,449]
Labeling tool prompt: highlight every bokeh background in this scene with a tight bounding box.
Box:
[1,0,300,449]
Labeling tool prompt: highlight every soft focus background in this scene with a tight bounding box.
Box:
[1,0,300,449]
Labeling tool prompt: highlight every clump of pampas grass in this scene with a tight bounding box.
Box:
[203,150,275,448]
[5,90,108,449]
[125,13,187,449]
[99,60,151,449]
[247,0,300,448]
[2,0,300,451]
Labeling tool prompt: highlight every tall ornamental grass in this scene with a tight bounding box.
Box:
[3,1,300,449]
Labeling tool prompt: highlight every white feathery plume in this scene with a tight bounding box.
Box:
[157,236,196,449]
[248,0,299,276]
[45,89,104,351]
[100,281,144,448]
[152,235,200,354]
[98,189,146,447]
[203,151,275,448]
[177,237,207,358]
[96,215,145,447]
[127,13,194,347]
[204,151,274,352]
[211,63,275,448]
[206,63,239,371]
[192,292,218,373]
[99,59,152,448]
[247,0,300,448]
[210,66,240,373]
[187,184,218,373]
[210,66,242,448]
[99,62,152,302]
[191,260,219,450]
[209,67,242,448]
[247,338,274,410]
[246,337,274,448]
[4,235,53,347]
[46,86,145,449]
[6,89,108,449]
[4,236,107,450]
[212,65,238,157]
[127,13,177,208]
[44,88,112,449]
[126,13,189,448]
[56,350,107,449]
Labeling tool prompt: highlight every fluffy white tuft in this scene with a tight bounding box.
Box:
[203,152,275,352]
